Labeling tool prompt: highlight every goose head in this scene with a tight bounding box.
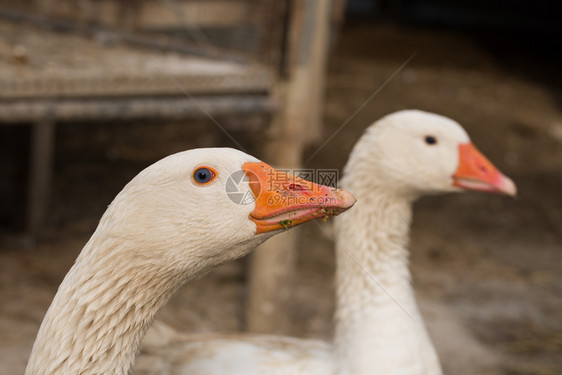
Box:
[346,110,516,199]
[89,147,356,273]
[25,148,356,375]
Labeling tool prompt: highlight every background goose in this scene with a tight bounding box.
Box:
[25,147,356,375]
[135,111,516,375]
[332,110,515,375]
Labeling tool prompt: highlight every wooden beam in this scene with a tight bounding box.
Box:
[0,96,275,123]
[245,0,332,334]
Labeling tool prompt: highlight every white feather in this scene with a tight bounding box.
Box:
[25,148,277,375]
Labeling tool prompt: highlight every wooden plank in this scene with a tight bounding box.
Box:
[137,1,251,29]
[29,0,251,29]
[0,95,275,124]
[0,70,273,99]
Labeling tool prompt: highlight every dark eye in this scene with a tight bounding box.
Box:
[424,136,437,145]
[192,167,217,185]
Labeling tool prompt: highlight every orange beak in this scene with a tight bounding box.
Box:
[242,162,356,234]
[453,143,517,196]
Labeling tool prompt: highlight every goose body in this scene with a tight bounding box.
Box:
[25,147,355,375]
[140,111,515,375]
[135,323,331,375]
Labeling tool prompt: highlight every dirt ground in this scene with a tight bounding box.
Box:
[1,23,561,374]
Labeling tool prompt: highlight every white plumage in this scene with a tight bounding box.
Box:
[134,111,515,375]
[25,147,355,375]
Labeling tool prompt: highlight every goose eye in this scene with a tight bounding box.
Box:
[424,136,437,145]
[192,167,217,185]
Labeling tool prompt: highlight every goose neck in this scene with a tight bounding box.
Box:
[335,184,413,281]
[25,235,192,375]
[332,183,441,374]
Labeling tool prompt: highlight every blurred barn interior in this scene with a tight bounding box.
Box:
[0,1,561,374]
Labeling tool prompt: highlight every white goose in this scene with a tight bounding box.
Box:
[25,147,356,375]
[136,111,516,375]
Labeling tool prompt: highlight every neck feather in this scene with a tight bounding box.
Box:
[25,232,194,375]
[332,164,442,374]
[334,181,414,323]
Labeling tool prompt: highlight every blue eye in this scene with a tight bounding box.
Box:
[192,167,217,185]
